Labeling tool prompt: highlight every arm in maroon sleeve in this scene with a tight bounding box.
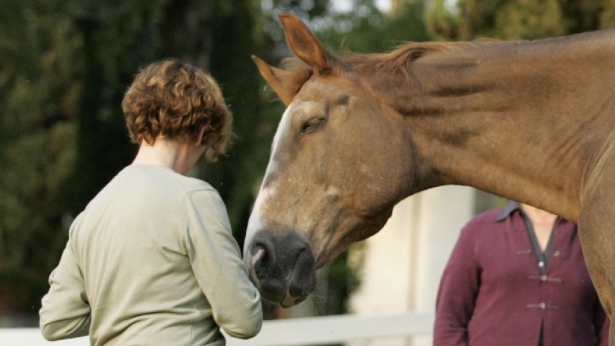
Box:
[434,225,481,346]
[593,296,610,346]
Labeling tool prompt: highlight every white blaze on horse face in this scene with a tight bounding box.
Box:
[270,104,294,164]
[245,105,294,250]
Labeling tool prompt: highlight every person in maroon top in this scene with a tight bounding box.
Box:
[434,200,609,346]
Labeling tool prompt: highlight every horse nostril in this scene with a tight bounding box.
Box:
[250,242,271,280]
[250,245,265,266]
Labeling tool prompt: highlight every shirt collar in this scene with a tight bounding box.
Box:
[496,200,522,221]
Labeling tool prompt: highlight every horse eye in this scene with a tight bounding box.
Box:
[299,117,325,134]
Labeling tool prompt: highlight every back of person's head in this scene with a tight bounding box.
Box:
[122,59,233,161]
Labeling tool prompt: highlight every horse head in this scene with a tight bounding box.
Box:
[244,13,434,307]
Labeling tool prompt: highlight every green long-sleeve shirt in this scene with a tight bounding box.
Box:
[40,164,262,345]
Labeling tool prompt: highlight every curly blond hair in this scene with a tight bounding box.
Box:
[122,59,233,161]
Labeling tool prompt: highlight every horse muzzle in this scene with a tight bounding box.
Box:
[244,231,317,307]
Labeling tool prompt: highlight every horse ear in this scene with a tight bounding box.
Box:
[252,55,298,106]
[279,13,333,73]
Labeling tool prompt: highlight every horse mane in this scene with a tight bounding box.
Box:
[344,41,497,75]
[274,29,615,101]
[277,40,497,91]
[344,29,615,74]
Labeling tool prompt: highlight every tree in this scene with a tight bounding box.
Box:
[0,0,83,316]
[427,0,615,41]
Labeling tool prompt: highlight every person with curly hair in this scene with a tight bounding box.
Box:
[39,59,262,346]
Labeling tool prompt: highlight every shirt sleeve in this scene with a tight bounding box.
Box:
[185,188,263,339]
[433,226,481,346]
[39,222,91,340]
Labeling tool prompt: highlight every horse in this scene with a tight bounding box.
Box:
[243,12,615,331]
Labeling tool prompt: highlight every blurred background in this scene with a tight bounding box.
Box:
[2,0,615,336]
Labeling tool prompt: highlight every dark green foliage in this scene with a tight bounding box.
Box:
[428,0,615,41]
[322,248,362,315]
[204,0,275,249]
[0,0,84,316]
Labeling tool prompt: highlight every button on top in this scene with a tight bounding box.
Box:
[538,261,544,267]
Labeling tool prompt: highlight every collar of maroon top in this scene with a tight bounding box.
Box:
[496,200,523,221]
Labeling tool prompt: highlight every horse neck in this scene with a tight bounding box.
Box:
[376,31,615,221]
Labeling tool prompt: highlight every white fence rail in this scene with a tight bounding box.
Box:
[0,311,434,346]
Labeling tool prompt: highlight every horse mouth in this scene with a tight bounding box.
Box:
[281,291,304,307]
[281,248,315,307]
[256,283,306,308]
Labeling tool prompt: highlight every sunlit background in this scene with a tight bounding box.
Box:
[334,0,391,11]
